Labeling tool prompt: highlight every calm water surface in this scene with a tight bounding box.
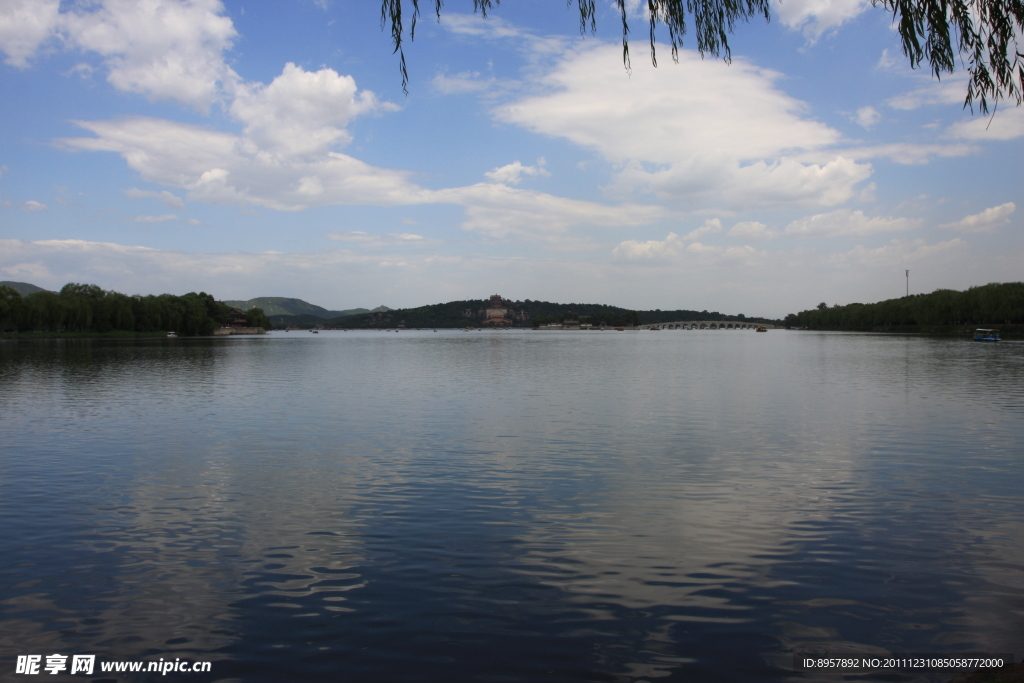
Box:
[1,330,1022,682]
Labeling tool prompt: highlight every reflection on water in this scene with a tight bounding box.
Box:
[1,331,1022,682]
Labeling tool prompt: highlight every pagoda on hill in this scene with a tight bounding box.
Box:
[482,294,512,326]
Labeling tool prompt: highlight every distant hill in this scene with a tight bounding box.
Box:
[223,297,391,319]
[316,298,779,329]
[0,281,52,296]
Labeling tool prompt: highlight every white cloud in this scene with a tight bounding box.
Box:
[853,106,880,128]
[784,209,921,238]
[20,200,47,211]
[432,71,495,94]
[0,0,60,67]
[497,45,838,163]
[58,116,428,211]
[683,218,723,241]
[434,183,664,242]
[495,44,872,209]
[57,115,660,242]
[2,0,238,109]
[326,231,430,247]
[940,202,1016,232]
[611,155,871,209]
[438,13,525,40]
[484,159,550,184]
[770,0,870,39]
[886,76,967,110]
[728,221,777,240]
[131,214,179,222]
[229,63,393,160]
[818,143,974,165]
[63,0,238,110]
[611,232,765,265]
[947,107,1024,140]
[826,238,967,268]
[125,187,186,210]
[611,232,685,262]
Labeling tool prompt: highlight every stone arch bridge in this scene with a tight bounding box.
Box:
[639,321,777,330]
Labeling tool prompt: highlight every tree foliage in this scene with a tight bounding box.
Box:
[0,283,235,336]
[784,282,1024,329]
[382,0,1023,112]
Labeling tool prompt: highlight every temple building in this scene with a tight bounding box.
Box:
[483,294,512,326]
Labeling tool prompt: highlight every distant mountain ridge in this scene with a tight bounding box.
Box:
[1,281,53,296]
[223,297,391,319]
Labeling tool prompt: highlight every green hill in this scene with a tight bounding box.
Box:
[0,281,52,296]
[223,297,390,318]
[321,298,776,329]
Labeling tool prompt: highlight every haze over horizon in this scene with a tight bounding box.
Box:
[1,1,1021,318]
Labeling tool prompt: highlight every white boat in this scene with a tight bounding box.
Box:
[973,328,1000,342]
[167,331,177,338]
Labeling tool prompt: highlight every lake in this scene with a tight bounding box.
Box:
[1,330,1022,682]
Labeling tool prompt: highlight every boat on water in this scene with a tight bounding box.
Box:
[756,326,768,332]
[166,331,177,338]
[974,328,1000,341]
[310,329,319,334]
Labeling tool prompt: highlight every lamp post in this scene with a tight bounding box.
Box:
[905,270,909,297]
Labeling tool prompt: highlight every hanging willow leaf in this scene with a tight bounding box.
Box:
[382,0,1022,113]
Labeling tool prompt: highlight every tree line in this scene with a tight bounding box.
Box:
[318,298,772,329]
[784,282,1024,330]
[0,283,271,335]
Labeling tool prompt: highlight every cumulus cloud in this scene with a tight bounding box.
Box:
[0,0,61,67]
[683,218,723,241]
[784,209,921,237]
[770,0,870,39]
[20,200,47,211]
[728,221,777,240]
[947,107,1024,140]
[125,187,186,210]
[611,232,764,265]
[434,183,664,242]
[940,202,1016,232]
[229,63,394,160]
[611,232,685,262]
[611,155,871,209]
[495,44,871,209]
[58,116,428,211]
[1,0,239,109]
[853,106,880,128]
[58,114,662,238]
[484,159,550,184]
[497,45,838,163]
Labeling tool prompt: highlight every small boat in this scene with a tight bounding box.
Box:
[166,331,177,338]
[974,328,1000,342]
[311,329,319,334]
[756,326,768,333]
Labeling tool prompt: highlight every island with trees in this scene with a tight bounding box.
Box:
[0,282,271,337]
[783,282,1024,336]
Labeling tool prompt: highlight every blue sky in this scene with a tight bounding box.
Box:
[1,0,1021,317]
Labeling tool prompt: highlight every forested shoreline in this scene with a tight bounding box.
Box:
[784,283,1024,333]
[0,283,271,336]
